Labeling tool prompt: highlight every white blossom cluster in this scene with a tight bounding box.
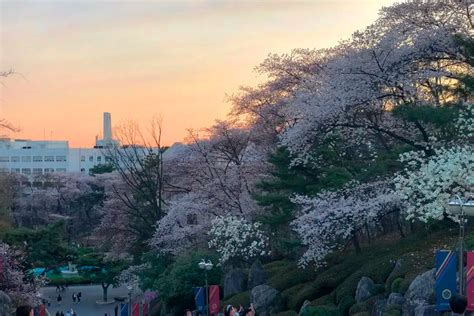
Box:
[208,216,269,266]
[116,264,149,295]
[291,182,398,268]
[394,145,474,222]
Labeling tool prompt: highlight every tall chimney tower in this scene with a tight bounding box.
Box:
[103,112,112,141]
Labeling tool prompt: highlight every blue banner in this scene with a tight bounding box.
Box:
[193,287,205,313]
[435,250,458,311]
[120,303,129,316]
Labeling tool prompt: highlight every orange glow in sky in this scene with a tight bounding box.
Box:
[1,0,397,147]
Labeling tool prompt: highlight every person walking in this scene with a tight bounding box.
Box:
[60,312,64,316]
[77,292,81,303]
[57,294,62,307]
[72,293,76,303]
[65,310,71,316]
[55,311,60,316]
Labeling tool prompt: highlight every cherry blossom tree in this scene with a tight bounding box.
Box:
[291,181,400,268]
[270,1,473,164]
[0,242,41,307]
[150,121,269,255]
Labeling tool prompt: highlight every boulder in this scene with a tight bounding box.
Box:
[223,268,246,298]
[0,291,11,316]
[251,285,283,316]
[404,269,436,306]
[414,305,442,316]
[386,259,404,289]
[298,300,311,315]
[387,293,405,307]
[355,277,377,303]
[248,260,266,289]
[371,298,387,316]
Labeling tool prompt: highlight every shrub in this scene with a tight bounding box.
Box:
[300,306,340,316]
[222,291,250,308]
[337,296,355,316]
[390,278,404,294]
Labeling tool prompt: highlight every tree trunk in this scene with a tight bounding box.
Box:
[365,223,371,244]
[352,232,361,254]
[102,283,109,302]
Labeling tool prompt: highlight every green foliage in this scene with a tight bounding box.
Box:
[4,222,69,268]
[154,250,222,310]
[89,163,115,175]
[390,278,404,294]
[337,296,355,316]
[222,291,250,307]
[276,311,298,316]
[46,275,91,286]
[300,306,340,316]
[266,261,318,291]
[392,104,459,127]
[77,249,126,291]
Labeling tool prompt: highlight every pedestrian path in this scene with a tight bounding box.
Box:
[40,285,129,316]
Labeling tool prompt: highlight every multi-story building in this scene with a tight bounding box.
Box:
[0,112,117,176]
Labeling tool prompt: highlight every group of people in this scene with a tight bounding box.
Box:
[184,303,256,316]
[55,285,68,292]
[56,291,82,305]
[223,303,255,316]
[55,309,77,316]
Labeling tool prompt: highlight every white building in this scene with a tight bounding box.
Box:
[0,113,117,176]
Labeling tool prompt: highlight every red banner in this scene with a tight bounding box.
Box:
[132,303,139,316]
[467,252,474,311]
[142,303,149,316]
[209,285,220,315]
[39,305,46,316]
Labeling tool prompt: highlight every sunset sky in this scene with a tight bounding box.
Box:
[1,0,397,147]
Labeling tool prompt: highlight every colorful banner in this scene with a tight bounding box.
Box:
[467,251,474,310]
[38,304,46,316]
[120,303,129,316]
[209,285,220,315]
[435,250,458,311]
[193,287,205,313]
[142,302,149,316]
[131,302,139,316]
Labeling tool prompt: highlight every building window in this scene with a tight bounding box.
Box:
[105,156,112,162]
[32,168,43,175]
[0,156,9,162]
[56,156,67,162]
[80,168,85,173]
[33,156,43,162]
[0,168,8,173]
[56,168,66,172]
[21,156,31,162]
[81,156,85,162]
[11,156,19,162]
[97,156,102,162]
[21,168,31,175]
[11,168,20,173]
[44,168,54,174]
[89,156,94,162]
[44,156,54,162]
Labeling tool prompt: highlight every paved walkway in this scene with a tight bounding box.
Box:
[40,285,130,316]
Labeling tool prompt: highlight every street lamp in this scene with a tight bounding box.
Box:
[447,194,474,313]
[127,285,133,316]
[198,259,213,316]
